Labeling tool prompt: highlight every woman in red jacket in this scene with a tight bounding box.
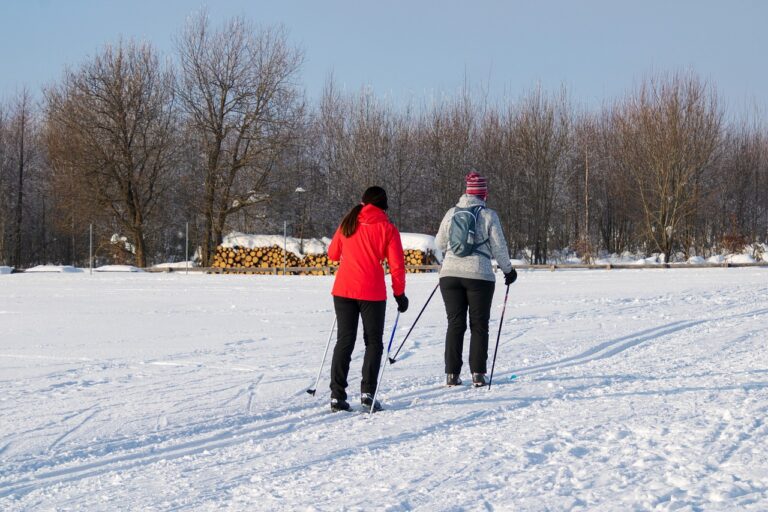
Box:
[327,186,408,412]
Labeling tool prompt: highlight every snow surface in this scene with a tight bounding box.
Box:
[23,265,84,273]
[94,265,144,273]
[1,269,768,510]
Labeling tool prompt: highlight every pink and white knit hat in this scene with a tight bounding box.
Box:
[465,171,488,201]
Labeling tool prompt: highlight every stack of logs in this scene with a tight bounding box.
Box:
[212,245,438,274]
[212,245,337,275]
[403,248,439,272]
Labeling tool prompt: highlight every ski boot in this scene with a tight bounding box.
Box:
[446,373,463,386]
[360,393,383,412]
[330,398,351,412]
[472,373,488,387]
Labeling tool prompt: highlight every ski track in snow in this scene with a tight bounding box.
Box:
[1,269,767,510]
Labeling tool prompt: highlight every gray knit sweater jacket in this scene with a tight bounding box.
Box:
[435,195,513,282]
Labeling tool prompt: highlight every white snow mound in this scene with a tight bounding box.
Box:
[726,254,756,264]
[24,265,84,273]
[220,232,325,257]
[94,265,144,272]
[153,261,196,269]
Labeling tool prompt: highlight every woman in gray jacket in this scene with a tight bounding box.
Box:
[435,171,517,387]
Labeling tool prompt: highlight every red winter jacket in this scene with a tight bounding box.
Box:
[328,204,406,301]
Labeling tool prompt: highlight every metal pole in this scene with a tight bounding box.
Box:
[369,311,400,416]
[307,317,337,395]
[488,284,511,390]
[283,220,287,276]
[389,283,439,364]
[89,223,93,275]
[185,222,189,275]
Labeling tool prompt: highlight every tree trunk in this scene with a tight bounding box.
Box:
[133,227,146,268]
[201,171,217,267]
[13,110,25,268]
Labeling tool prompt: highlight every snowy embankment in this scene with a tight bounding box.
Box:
[1,269,767,510]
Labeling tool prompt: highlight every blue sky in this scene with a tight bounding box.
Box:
[1,0,766,112]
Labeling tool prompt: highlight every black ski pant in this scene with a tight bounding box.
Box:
[439,276,495,375]
[330,296,386,401]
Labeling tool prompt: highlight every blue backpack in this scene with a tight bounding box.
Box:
[448,205,490,258]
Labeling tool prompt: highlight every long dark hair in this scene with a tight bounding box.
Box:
[339,186,388,237]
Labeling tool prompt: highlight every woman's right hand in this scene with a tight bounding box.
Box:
[394,294,409,313]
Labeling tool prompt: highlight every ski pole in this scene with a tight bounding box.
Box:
[389,283,439,364]
[370,310,400,416]
[307,316,337,396]
[488,284,510,390]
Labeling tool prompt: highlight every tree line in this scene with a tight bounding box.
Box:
[1,13,766,268]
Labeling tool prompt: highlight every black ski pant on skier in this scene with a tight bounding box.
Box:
[330,296,386,401]
[439,277,495,375]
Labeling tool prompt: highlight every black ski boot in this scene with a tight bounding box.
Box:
[330,398,351,412]
[446,373,463,386]
[472,373,487,387]
[360,393,383,412]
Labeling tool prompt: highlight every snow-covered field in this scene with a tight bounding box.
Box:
[1,268,767,511]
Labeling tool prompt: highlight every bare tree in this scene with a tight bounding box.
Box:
[388,107,423,230]
[715,123,768,250]
[0,90,40,267]
[312,77,352,230]
[422,91,476,231]
[12,92,31,267]
[510,86,571,263]
[614,73,722,262]
[0,104,7,263]
[590,109,638,255]
[45,40,177,267]
[476,107,525,256]
[176,12,304,265]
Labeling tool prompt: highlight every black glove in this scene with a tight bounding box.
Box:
[504,268,517,286]
[394,294,409,313]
